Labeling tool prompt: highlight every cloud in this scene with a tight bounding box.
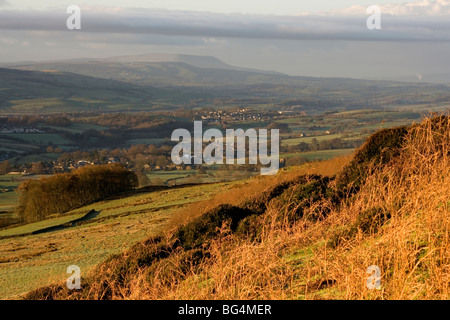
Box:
[0,0,9,7]
[0,1,449,47]
[320,0,450,16]
[0,7,449,80]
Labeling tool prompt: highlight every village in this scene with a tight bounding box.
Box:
[196,108,275,123]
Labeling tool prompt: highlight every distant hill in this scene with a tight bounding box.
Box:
[380,73,450,84]
[9,54,287,88]
[4,53,450,113]
[0,68,185,113]
[9,52,445,90]
[104,53,281,75]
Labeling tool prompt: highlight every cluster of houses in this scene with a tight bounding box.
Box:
[52,158,120,173]
[6,157,286,176]
[198,109,272,122]
[0,127,44,134]
[6,158,116,175]
[50,159,202,174]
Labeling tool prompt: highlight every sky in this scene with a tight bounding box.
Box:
[1,0,450,80]
[0,0,410,15]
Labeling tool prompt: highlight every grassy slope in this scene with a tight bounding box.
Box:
[26,116,450,300]
[0,68,181,113]
[13,156,349,299]
[5,116,450,300]
[0,181,246,299]
[0,157,348,300]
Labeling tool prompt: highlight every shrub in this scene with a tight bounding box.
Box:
[335,126,408,194]
[240,175,318,215]
[279,177,335,220]
[174,204,255,250]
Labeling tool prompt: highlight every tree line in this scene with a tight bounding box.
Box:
[16,163,137,222]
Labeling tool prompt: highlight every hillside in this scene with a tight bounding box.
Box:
[21,114,449,300]
[104,53,280,74]
[11,58,294,87]
[0,159,348,299]
[0,68,196,113]
[10,55,450,112]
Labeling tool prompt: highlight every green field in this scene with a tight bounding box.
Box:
[10,98,66,112]
[283,148,355,161]
[282,133,347,146]
[146,170,197,183]
[0,175,21,212]
[5,134,72,146]
[359,120,417,131]
[126,138,167,146]
[0,192,18,212]
[0,139,37,151]
[0,147,23,153]
[146,169,257,186]
[0,174,48,212]
[42,122,108,134]
[8,153,61,164]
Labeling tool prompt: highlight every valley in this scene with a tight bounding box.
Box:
[0,53,448,301]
